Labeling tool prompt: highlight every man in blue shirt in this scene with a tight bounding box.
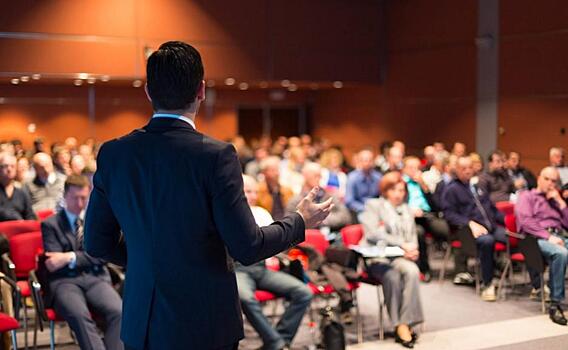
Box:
[345,149,382,219]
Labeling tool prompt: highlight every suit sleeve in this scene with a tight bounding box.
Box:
[84,144,127,266]
[41,221,63,253]
[211,144,305,266]
[442,187,470,227]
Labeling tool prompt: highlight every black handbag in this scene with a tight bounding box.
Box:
[320,306,346,350]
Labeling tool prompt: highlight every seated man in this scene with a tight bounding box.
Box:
[402,156,450,280]
[478,150,517,203]
[0,152,36,221]
[25,152,66,212]
[442,157,507,302]
[237,175,312,350]
[42,175,123,350]
[516,167,568,325]
[257,156,295,221]
[345,149,382,217]
[286,162,351,232]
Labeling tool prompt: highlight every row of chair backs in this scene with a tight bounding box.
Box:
[340,224,363,247]
[0,220,40,239]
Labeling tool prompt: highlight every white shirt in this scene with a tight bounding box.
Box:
[250,206,274,226]
[152,113,196,130]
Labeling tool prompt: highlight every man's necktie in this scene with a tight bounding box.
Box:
[75,217,84,249]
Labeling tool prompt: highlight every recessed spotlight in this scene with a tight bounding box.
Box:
[10,78,19,85]
[73,79,83,86]
[31,74,41,80]
[20,76,30,82]
[0,98,5,104]
[259,81,269,89]
[238,82,249,90]
[132,79,143,88]
[27,123,36,133]
[333,81,343,89]
[281,79,291,87]
[206,80,216,88]
[87,77,96,84]
[77,73,89,80]
[100,75,110,82]
[288,84,298,92]
[310,83,319,90]
[225,78,236,86]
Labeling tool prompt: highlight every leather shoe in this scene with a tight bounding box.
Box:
[394,330,415,348]
[549,304,568,326]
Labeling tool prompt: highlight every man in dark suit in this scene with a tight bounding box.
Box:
[42,175,123,350]
[84,41,332,350]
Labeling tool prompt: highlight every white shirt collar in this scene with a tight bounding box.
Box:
[47,172,57,184]
[152,113,196,130]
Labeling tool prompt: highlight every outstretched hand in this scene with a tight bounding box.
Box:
[295,187,334,229]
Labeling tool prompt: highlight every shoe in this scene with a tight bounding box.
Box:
[481,284,496,302]
[395,332,415,348]
[420,272,432,283]
[453,272,474,285]
[530,286,551,302]
[549,304,568,326]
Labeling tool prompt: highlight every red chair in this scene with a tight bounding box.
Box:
[495,201,515,216]
[301,229,330,255]
[29,270,63,350]
[497,214,529,300]
[0,220,40,239]
[7,231,44,348]
[35,209,55,221]
[340,224,385,341]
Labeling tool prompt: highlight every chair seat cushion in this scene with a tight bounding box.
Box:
[0,312,19,332]
[254,290,277,302]
[17,280,30,297]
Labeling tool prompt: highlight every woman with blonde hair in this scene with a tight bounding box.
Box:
[319,148,347,200]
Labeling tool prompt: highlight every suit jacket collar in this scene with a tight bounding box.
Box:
[143,117,197,132]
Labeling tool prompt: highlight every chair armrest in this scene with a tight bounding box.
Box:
[505,230,526,240]
[0,274,21,319]
[28,270,46,330]
[1,253,16,281]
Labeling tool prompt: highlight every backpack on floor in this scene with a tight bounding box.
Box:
[320,306,346,350]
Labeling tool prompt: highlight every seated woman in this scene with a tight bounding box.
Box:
[359,171,424,348]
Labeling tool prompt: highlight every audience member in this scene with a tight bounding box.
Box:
[237,175,312,350]
[451,142,467,157]
[42,175,123,349]
[516,167,568,325]
[280,147,306,195]
[442,156,507,301]
[257,156,294,220]
[507,151,536,190]
[375,141,393,172]
[359,172,424,348]
[70,155,86,176]
[423,151,449,193]
[53,147,72,176]
[345,149,382,216]
[15,156,32,187]
[402,157,450,280]
[384,144,404,173]
[433,142,446,153]
[64,137,79,156]
[478,150,516,203]
[286,162,351,231]
[422,145,436,170]
[245,147,269,179]
[0,152,36,221]
[25,152,66,212]
[550,147,568,185]
[469,152,484,186]
[319,148,348,200]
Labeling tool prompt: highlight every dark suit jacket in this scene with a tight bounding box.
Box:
[41,210,108,305]
[84,117,305,350]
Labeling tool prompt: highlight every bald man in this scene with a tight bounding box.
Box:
[550,147,568,186]
[24,152,66,212]
[0,152,36,221]
[516,167,568,325]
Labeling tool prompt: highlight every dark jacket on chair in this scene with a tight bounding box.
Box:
[84,117,305,350]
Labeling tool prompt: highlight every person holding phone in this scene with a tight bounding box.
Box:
[516,167,568,325]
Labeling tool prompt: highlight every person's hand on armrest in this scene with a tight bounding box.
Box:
[295,187,334,229]
[45,252,76,272]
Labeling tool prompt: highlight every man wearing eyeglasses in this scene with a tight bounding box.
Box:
[516,167,568,325]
